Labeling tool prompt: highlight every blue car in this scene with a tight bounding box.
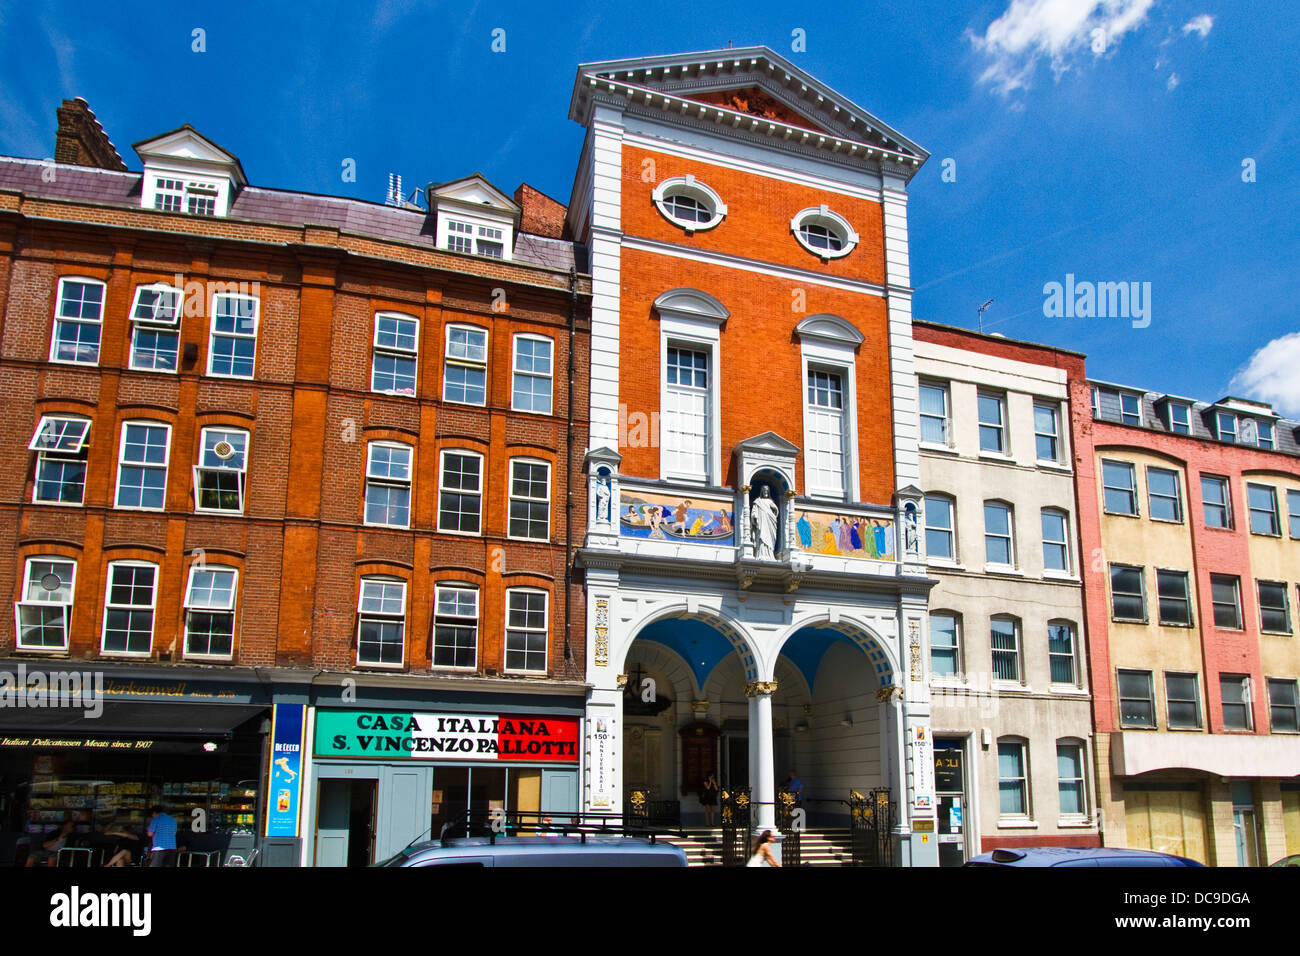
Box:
[966,847,1205,867]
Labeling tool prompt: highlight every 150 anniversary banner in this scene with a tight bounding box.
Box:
[315,710,580,762]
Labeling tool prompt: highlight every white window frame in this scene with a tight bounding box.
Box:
[1256,419,1275,450]
[1268,678,1299,733]
[660,334,717,484]
[443,324,489,406]
[1101,459,1138,516]
[14,556,76,652]
[1216,411,1237,443]
[1047,620,1078,686]
[929,610,961,679]
[364,441,413,529]
[147,174,226,217]
[1110,564,1148,623]
[918,381,951,447]
[803,364,851,500]
[207,292,259,379]
[1167,401,1191,434]
[799,341,859,503]
[1165,672,1203,729]
[1118,669,1156,729]
[1288,489,1300,539]
[1040,508,1070,573]
[437,449,483,536]
[30,415,90,506]
[977,391,1007,455]
[507,458,551,542]
[436,212,512,260]
[371,312,419,397]
[1033,402,1061,463]
[193,427,249,514]
[356,576,407,668]
[183,564,238,660]
[983,501,1015,568]
[128,283,183,374]
[1220,674,1253,731]
[1210,574,1243,630]
[997,738,1031,820]
[1146,466,1183,523]
[1156,569,1194,627]
[651,175,727,233]
[1119,393,1142,426]
[924,494,956,562]
[990,615,1022,683]
[1257,580,1292,635]
[432,583,479,670]
[1246,482,1281,537]
[511,334,554,415]
[1201,474,1233,529]
[790,205,859,259]
[49,276,105,366]
[504,587,548,675]
[100,560,157,657]
[1056,740,1088,819]
[115,421,171,512]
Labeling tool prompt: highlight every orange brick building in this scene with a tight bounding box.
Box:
[0,99,590,866]
[567,48,942,865]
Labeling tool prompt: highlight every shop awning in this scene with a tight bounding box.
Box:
[0,702,266,738]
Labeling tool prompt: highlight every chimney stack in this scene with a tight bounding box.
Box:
[54,97,127,171]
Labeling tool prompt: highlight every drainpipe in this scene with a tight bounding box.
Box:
[563,266,578,668]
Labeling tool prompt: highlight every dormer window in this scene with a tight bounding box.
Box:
[135,125,246,219]
[1167,401,1191,434]
[428,174,520,263]
[1216,412,1237,443]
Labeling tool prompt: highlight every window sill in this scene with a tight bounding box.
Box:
[977,452,1014,464]
[127,366,180,376]
[1149,517,1185,526]
[1165,724,1205,732]
[1049,685,1088,696]
[355,661,407,671]
[993,681,1030,693]
[1261,630,1294,637]
[205,373,257,381]
[983,564,1024,576]
[428,665,478,673]
[503,669,550,677]
[48,358,101,368]
[32,499,86,508]
[1036,461,1072,473]
[919,442,958,455]
[925,559,965,571]
[100,651,154,659]
[1058,817,1093,829]
[436,528,484,538]
[184,654,234,663]
[12,646,70,656]
[1102,510,1140,519]
[1041,570,1079,582]
[996,818,1038,830]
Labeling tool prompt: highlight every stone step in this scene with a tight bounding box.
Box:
[660,829,860,867]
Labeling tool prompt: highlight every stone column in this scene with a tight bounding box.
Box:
[747,680,778,831]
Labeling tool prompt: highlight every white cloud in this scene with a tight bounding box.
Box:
[970,0,1157,95]
[1230,332,1300,417]
[1182,14,1214,38]
[1166,72,1180,90]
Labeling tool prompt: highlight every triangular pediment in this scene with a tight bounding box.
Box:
[571,47,927,169]
[734,431,800,457]
[430,173,521,217]
[133,125,246,184]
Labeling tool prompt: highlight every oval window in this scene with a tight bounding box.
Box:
[791,206,858,259]
[652,176,727,233]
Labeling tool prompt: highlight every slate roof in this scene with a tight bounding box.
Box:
[0,157,580,274]
[1089,379,1300,459]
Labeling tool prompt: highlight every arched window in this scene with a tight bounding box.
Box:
[925,494,956,561]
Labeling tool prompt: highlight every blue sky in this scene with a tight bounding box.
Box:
[2,1,1297,413]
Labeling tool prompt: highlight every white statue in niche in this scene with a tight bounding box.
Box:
[595,478,611,524]
[750,484,779,561]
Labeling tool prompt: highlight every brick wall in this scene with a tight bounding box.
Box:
[0,206,590,683]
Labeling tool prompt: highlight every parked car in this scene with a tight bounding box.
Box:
[1270,854,1300,867]
[376,834,688,867]
[965,846,1204,867]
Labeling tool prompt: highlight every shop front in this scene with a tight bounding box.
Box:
[0,662,273,866]
[306,703,582,867]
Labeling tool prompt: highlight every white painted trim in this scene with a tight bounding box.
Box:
[621,234,888,297]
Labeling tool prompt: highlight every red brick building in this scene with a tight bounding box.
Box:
[0,99,590,866]
[1073,381,1300,864]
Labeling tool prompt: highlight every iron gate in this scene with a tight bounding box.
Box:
[848,788,895,867]
[625,788,681,827]
[776,788,801,866]
[719,786,751,866]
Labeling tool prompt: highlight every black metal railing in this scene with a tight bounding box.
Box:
[776,788,802,866]
[719,785,752,866]
[847,787,895,867]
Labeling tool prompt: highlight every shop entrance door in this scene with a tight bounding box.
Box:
[934,738,967,867]
[315,779,377,867]
[1232,782,1261,867]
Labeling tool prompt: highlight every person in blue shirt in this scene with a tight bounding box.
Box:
[146,806,178,867]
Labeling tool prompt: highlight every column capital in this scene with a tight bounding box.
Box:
[745,680,779,697]
[875,684,904,703]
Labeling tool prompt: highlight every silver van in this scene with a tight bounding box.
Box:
[378,834,687,867]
